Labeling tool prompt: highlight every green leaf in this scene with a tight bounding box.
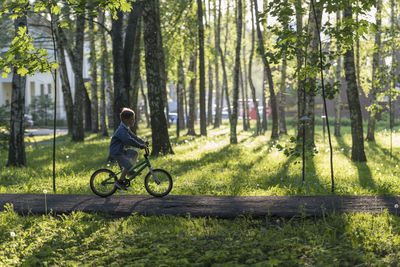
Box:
[1,72,8,78]
[17,67,28,76]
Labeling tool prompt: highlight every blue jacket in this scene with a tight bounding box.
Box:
[109,122,145,156]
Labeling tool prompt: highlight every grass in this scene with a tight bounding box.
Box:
[1,206,400,266]
[1,121,400,265]
[1,120,400,196]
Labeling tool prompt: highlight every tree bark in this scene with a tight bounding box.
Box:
[197,0,207,136]
[7,15,27,167]
[334,10,342,137]
[55,26,74,135]
[177,58,186,131]
[143,0,174,155]
[230,0,242,144]
[249,0,261,135]
[111,2,142,130]
[139,78,150,128]
[186,54,198,136]
[99,11,108,137]
[84,87,92,131]
[89,15,99,133]
[130,16,142,134]
[240,65,247,131]
[279,52,287,134]
[366,0,381,142]
[71,12,85,142]
[254,0,278,139]
[213,0,222,128]
[344,4,367,162]
[296,0,304,139]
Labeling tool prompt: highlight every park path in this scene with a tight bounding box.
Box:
[1,194,400,218]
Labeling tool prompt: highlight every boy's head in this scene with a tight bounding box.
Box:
[120,107,135,127]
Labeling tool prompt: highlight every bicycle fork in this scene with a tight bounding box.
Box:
[148,166,161,185]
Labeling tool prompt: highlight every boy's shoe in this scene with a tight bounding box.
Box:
[115,179,127,190]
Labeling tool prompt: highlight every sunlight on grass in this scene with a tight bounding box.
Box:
[1,122,400,196]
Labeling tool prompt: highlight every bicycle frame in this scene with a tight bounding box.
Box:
[103,147,159,185]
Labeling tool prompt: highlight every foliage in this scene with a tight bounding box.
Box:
[1,205,400,265]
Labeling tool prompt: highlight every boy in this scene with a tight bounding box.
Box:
[109,107,147,190]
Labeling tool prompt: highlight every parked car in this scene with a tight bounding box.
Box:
[24,114,34,127]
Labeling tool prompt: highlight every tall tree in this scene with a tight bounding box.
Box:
[213,0,222,128]
[334,9,342,137]
[130,16,142,134]
[71,11,86,141]
[279,51,288,134]
[186,54,198,136]
[296,0,304,139]
[207,1,213,126]
[343,3,366,162]
[366,0,381,142]
[7,15,27,167]
[143,0,174,155]
[111,2,142,130]
[177,58,186,131]
[197,0,207,136]
[302,1,323,147]
[254,0,279,139]
[89,9,99,133]
[54,25,74,135]
[230,0,242,144]
[248,0,261,135]
[99,10,108,137]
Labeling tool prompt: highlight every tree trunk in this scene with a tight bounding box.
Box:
[254,0,278,139]
[262,69,268,132]
[334,10,342,137]
[99,11,108,137]
[197,0,207,136]
[55,26,74,135]
[213,0,222,128]
[71,12,85,142]
[249,0,261,135]
[177,58,186,130]
[7,15,27,167]
[279,52,287,134]
[302,1,323,147]
[130,17,142,134]
[240,65,247,131]
[219,48,232,121]
[296,0,304,139]
[186,54,198,136]
[242,16,250,130]
[89,16,99,133]
[344,4,367,162]
[230,0,242,144]
[111,2,142,130]
[139,78,150,128]
[207,61,213,126]
[143,0,174,155]
[84,87,92,131]
[366,0,381,142]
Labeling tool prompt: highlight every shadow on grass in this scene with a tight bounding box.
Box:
[335,136,377,191]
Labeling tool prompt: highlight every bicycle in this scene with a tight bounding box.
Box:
[90,146,173,198]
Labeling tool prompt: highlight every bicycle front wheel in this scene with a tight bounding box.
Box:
[144,169,173,197]
[90,169,118,197]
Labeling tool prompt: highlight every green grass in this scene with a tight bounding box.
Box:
[1,121,400,196]
[1,206,400,266]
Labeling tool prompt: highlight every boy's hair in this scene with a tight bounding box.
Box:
[120,107,135,122]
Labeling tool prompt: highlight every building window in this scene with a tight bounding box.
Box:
[30,82,35,103]
[48,84,52,95]
[40,84,44,96]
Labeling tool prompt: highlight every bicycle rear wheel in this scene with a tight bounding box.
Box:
[144,169,173,197]
[90,169,118,197]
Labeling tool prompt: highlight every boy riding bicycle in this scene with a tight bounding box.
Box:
[109,107,147,190]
